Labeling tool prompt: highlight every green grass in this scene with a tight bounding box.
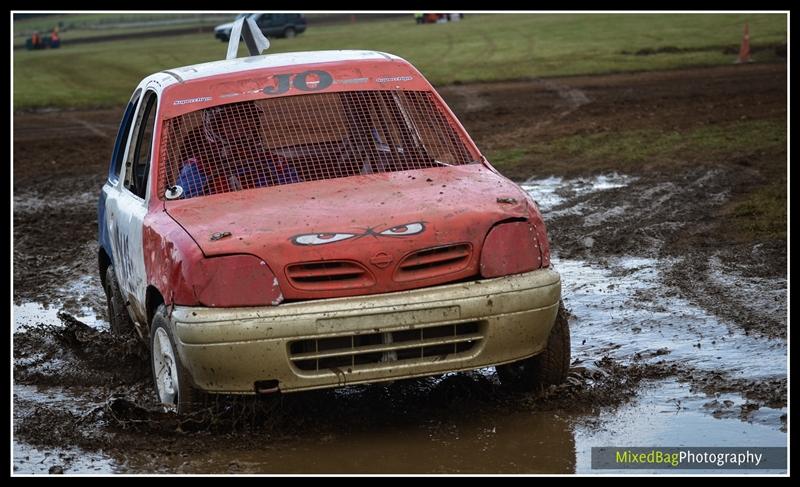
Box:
[486,119,787,178]
[730,181,787,240]
[541,119,785,161]
[13,23,216,48]
[13,13,787,110]
[12,13,231,48]
[13,13,227,33]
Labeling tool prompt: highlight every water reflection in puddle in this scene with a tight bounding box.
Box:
[76,379,784,474]
[521,173,635,212]
[557,256,786,379]
[574,380,787,474]
[13,441,117,475]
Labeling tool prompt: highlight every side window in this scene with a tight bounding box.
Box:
[109,90,140,182]
[257,14,271,27]
[124,91,158,199]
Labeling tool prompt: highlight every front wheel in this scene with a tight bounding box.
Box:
[497,300,571,391]
[150,305,203,414]
[283,27,296,38]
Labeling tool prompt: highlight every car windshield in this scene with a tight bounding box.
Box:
[159,90,480,200]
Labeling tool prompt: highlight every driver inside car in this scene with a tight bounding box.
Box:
[176,101,300,197]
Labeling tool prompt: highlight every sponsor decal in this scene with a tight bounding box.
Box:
[172,96,212,106]
[375,76,414,83]
[334,77,369,85]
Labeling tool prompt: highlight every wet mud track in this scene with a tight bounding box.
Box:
[13,64,787,473]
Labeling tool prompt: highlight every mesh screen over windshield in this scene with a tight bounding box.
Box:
[158,90,478,199]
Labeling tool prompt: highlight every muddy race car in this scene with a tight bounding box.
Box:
[98,39,567,413]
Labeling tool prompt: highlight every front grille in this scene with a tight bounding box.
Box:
[286,261,374,291]
[289,321,483,372]
[394,243,472,282]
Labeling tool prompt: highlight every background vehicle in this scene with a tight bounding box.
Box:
[214,13,306,41]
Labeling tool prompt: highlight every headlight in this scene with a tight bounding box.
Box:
[479,221,544,278]
[191,254,283,307]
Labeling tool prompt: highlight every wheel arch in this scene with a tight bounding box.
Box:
[99,247,112,290]
[146,285,166,330]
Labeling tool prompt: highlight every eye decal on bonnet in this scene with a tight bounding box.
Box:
[290,222,427,246]
[380,222,425,237]
[293,233,357,246]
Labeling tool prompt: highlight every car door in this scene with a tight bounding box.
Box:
[99,88,140,269]
[103,87,160,324]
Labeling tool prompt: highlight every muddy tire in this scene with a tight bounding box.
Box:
[105,266,135,335]
[497,301,571,391]
[150,305,203,414]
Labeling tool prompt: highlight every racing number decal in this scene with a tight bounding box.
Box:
[111,224,135,290]
[263,70,333,95]
[294,70,333,91]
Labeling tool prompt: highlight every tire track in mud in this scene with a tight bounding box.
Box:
[67,116,113,139]
[444,78,590,126]
[445,85,490,112]
[520,171,786,425]
[14,116,117,142]
[542,166,787,339]
[529,79,591,131]
[662,251,787,339]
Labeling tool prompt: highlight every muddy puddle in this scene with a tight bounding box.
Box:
[12,174,787,474]
[559,255,786,378]
[13,440,117,475]
[14,301,105,332]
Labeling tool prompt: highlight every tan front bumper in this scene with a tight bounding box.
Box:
[171,268,561,394]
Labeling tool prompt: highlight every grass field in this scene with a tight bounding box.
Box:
[12,13,236,49]
[491,119,787,173]
[488,116,787,242]
[13,13,227,35]
[13,13,787,110]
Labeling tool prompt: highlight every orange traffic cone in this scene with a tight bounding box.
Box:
[736,22,753,64]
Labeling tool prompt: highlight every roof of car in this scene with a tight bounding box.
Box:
[159,50,403,83]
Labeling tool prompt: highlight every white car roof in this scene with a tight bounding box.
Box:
[154,50,403,85]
